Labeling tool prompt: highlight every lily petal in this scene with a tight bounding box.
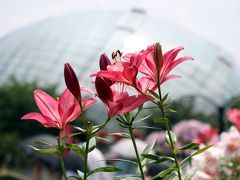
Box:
[34,89,59,122]
[21,112,58,128]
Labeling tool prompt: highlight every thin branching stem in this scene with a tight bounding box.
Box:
[157,84,182,180]
[128,126,145,180]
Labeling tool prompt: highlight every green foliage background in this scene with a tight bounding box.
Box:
[0,79,58,168]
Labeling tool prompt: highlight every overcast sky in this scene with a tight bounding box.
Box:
[0,0,239,60]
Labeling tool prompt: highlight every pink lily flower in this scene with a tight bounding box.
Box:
[227,109,240,131]
[21,88,96,129]
[123,44,193,85]
[95,77,149,117]
[91,53,138,87]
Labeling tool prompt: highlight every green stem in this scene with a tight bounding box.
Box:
[60,155,68,180]
[83,134,90,180]
[165,123,182,180]
[128,126,145,180]
[57,136,67,180]
[157,86,182,180]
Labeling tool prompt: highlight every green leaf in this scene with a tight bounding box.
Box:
[192,145,212,156]
[68,132,85,138]
[148,89,159,99]
[184,168,197,180]
[77,170,84,179]
[165,130,177,145]
[118,123,131,128]
[87,166,122,177]
[180,145,212,166]
[109,132,130,139]
[95,136,112,144]
[140,140,155,161]
[153,167,177,178]
[88,137,96,152]
[67,144,85,158]
[141,154,174,164]
[28,145,59,155]
[132,125,162,130]
[162,170,177,180]
[124,112,132,123]
[73,126,86,132]
[153,117,169,124]
[179,143,199,151]
[160,93,169,105]
[67,176,83,180]
[133,114,152,124]
[165,109,177,113]
[114,175,141,180]
[33,140,56,147]
[104,159,137,166]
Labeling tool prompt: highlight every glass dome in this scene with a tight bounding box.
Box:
[0,9,239,111]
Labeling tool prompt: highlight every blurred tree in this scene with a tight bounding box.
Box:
[0,78,58,168]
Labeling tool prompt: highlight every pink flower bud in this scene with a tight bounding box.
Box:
[64,63,81,101]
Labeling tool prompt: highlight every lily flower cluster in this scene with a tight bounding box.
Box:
[21,42,209,180]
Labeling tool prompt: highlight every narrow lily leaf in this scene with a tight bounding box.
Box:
[33,141,56,147]
[28,145,59,154]
[124,112,132,123]
[141,154,174,163]
[180,145,212,166]
[103,159,137,166]
[160,93,169,105]
[114,175,141,180]
[184,168,197,180]
[142,159,147,172]
[132,125,162,130]
[165,130,177,145]
[95,136,112,144]
[73,126,86,132]
[88,137,96,152]
[77,170,84,179]
[133,114,152,124]
[87,166,122,177]
[67,176,83,180]
[109,132,130,139]
[140,140,155,161]
[163,171,177,180]
[68,132,84,138]
[192,145,212,156]
[148,89,159,99]
[67,144,85,158]
[165,109,177,113]
[154,117,169,124]
[153,167,177,178]
[118,123,131,128]
[179,143,199,151]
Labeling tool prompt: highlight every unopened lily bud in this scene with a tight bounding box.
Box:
[95,77,113,102]
[99,53,111,70]
[154,42,163,72]
[64,63,81,101]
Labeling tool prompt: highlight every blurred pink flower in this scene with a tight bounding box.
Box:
[21,88,96,129]
[193,128,219,145]
[227,108,240,131]
[173,119,212,145]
